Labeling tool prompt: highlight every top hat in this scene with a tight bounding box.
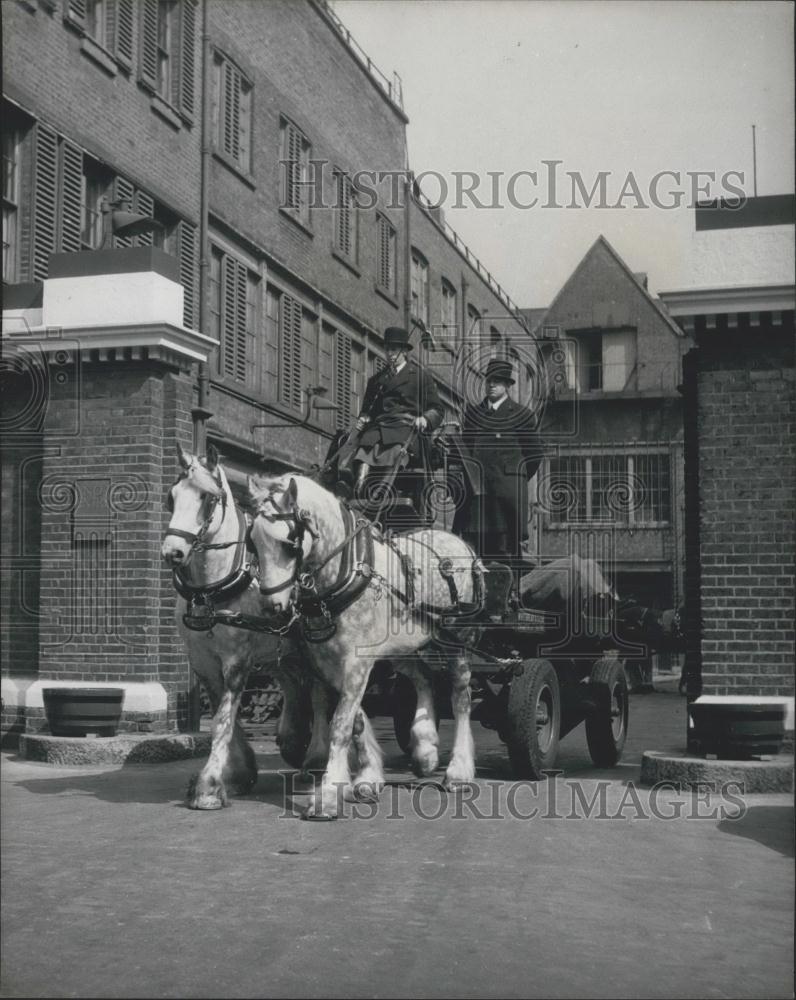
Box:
[483,358,515,385]
[383,326,413,352]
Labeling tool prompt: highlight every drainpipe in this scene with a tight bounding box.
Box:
[192,0,213,452]
[404,170,413,334]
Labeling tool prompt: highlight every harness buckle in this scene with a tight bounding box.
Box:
[355,560,372,579]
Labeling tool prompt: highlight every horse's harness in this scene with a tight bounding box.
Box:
[167,472,257,623]
[177,476,481,645]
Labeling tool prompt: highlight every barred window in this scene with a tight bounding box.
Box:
[376,213,396,294]
[544,452,671,525]
[213,52,252,174]
[334,170,358,262]
[280,118,312,227]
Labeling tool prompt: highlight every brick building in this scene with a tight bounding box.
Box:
[659,196,795,713]
[525,237,692,628]
[1,0,533,740]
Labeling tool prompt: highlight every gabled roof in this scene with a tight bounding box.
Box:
[528,235,686,340]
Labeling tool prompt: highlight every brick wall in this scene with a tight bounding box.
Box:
[696,326,795,697]
[1,353,196,731]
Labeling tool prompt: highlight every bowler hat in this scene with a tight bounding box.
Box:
[483,358,515,384]
[383,326,413,352]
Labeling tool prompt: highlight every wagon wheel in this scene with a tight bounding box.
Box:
[506,659,561,779]
[585,656,629,767]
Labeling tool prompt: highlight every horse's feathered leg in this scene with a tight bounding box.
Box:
[444,650,475,789]
[350,709,385,801]
[305,656,371,819]
[188,661,252,809]
[402,658,439,778]
[300,681,335,776]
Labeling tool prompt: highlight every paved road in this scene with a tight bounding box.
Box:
[2,691,793,999]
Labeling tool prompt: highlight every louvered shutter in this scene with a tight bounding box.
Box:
[139,0,158,91]
[114,0,134,69]
[31,124,59,281]
[178,0,197,122]
[64,0,87,29]
[223,62,240,160]
[59,141,83,253]
[133,189,155,246]
[177,221,197,328]
[280,295,303,410]
[222,256,243,382]
[335,332,352,431]
[112,176,134,247]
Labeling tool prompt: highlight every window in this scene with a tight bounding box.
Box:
[212,52,252,175]
[266,286,314,411]
[544,452,671,525]
[489,325,502,357]
[441,278,457,340]
[331,331,365,432]
[376,214,396,295]
[81,160,110,250]
[65,0,134,67]
[410,250,429,327]
[210,244,258,385]
[86,0,108,47]
[139,0,196,122]
[2,127,21,282]
[280,118,312,227]
[564,329,638,393]
[333,170,358,263]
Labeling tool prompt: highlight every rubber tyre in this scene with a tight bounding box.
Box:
[585,656,629,767]
[506,659,561,779]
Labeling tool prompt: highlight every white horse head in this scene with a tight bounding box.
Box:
[245,474,320,614]
[161,443,229,567]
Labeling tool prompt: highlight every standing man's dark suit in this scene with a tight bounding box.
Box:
[454,360,543,560]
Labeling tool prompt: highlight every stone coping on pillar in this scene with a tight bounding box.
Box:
[640,750,794,793]
[18,732,213,766]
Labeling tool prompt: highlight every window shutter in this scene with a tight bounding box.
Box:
[335,332,352,431]
[178,0,197,122]
[59,140,83,254]
[31,123,59,281]
[177,220,197,328]
[114,0,134,69]
[64,0,87,30]
[112,176,135,247]
[139,0,158,91]
[223,62,240,160]
[280,294,303,410]
[234,260,248,382]
[132,189,154,246]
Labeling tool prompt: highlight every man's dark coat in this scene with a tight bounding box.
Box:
[453,395,543,558]
[358,360,443,449]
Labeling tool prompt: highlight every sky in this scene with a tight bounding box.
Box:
[334,0,795,307]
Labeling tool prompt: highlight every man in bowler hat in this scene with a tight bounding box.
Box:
[454,358,543,562]
[351,326,443,496]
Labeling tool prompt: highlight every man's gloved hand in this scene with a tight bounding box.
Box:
[414,416,428,432]
[355,415,371,432]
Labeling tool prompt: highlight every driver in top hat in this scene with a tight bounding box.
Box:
[453,357,543,562]
[351,326,443,496]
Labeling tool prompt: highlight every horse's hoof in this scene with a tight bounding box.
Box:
[410,750,439,779]
[301,806,337,822]
[350,780,384,803]
[187,794,227,811]
[443,776,475,793]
